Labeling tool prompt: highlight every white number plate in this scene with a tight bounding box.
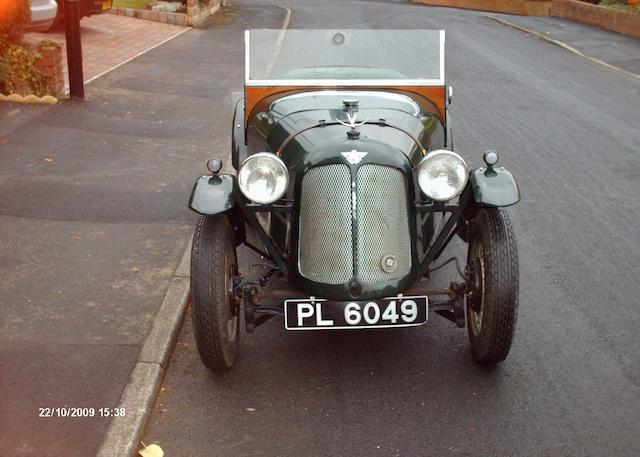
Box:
[284,296,428,330]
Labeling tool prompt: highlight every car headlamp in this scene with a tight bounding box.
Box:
[238,152,289,204]
[417,150,468,201]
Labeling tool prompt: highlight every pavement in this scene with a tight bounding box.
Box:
[26,14,188,91]
[1,1,639,456]
[0,4,285,456]
[490,13,640,77]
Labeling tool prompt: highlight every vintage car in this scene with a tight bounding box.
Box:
[188,29,520,371]
[49,0,112,29]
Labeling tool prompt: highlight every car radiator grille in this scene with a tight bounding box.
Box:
[298,164,411,285]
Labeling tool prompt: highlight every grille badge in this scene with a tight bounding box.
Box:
[341,150,368,165]
[381,254,398,273]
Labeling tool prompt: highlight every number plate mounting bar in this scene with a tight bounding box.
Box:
[243,279,467,333]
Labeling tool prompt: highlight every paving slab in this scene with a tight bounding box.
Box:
[0,343,138,457]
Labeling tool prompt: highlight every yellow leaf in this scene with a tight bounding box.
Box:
[139,443,164,457]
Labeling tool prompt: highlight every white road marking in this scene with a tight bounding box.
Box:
[64,26,192,96]
[264,6,292,78]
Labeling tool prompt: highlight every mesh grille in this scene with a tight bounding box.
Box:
[298,165,353,284]
[356,165,411,283]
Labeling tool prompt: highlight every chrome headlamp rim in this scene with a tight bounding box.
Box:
[238,152,289,204]
[417,149,469,202]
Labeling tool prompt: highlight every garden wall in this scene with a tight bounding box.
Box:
[2,39,64,99]
[32,41,64,96]
[551,0,640,38]
[412,0,640,38]
[110,0,221,27]
[412,0,551,16]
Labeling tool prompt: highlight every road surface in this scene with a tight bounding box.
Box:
[143,1,640,456]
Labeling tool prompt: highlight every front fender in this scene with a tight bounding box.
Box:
[469,167,520,207]
[189,174,236,215]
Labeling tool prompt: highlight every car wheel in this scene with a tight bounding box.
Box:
[190,214,240,372]
[466,208,518,364]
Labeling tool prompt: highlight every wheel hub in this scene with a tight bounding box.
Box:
[467,257,483,313]
[467,242,486,335]
[225,264,239,341]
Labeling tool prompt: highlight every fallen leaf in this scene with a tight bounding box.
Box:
[44,157,54,163]
[73,235,82,240]
[132,267,140,273]
[245,407,257,412]
[139,443,164,457]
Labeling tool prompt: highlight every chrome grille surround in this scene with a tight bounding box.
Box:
[298,164,353,284]
[356,165,411,283]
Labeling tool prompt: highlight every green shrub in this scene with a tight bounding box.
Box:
[0,0,48,96]
[0,0,31,52]
[0,44,47,95]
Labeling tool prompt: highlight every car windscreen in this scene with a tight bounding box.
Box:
[246,29,444,86]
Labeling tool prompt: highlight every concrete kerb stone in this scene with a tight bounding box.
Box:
[95,240,191,457]
[175,239,191,278]
[137,276,190,367]
[95,363,165,457]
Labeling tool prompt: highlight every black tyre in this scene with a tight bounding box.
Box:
[466,208,519,364]
[190,214,240,371]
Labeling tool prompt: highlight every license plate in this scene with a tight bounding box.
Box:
[284,296,428,330]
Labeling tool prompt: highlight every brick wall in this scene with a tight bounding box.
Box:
[34,41,64,96]
[110,0,221,27]
[412,0,552,16]
[15,39,65,97]
[185,0,221,27]
[551,0,640,38]
[110,7,189,26]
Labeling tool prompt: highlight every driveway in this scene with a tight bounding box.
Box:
[26,14,187,92]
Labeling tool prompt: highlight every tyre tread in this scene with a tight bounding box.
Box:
[469,208,519,364]
[190,215,238,371]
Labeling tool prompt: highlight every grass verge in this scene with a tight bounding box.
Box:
[113,0,149,9]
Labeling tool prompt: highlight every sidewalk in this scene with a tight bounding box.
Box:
[490,13,640,77]
[0,4,286,456]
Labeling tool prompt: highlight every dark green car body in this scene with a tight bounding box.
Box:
[190,90,520,301]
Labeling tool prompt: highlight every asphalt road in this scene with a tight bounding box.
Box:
[143,1,640,456]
